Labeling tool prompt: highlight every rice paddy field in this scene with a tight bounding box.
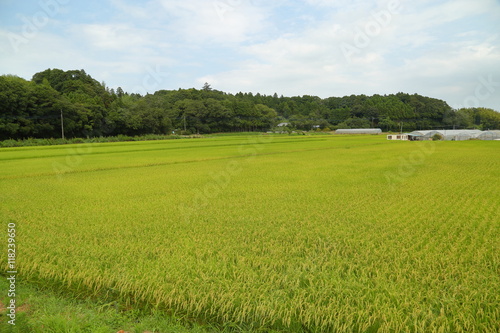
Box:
[1,134,499,332]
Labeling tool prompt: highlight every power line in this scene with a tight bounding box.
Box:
[60,109,65,140]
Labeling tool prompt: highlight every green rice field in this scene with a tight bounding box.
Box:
[1,134,499,332]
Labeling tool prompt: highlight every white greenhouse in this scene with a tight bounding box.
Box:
[409,130,483,141]
[389,129,499,141]
[476,131,500,141]
[335,128,382,134]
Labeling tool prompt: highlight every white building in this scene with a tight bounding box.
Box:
[387,133,422,141]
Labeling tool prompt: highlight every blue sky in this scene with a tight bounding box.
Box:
[1,0,499,109]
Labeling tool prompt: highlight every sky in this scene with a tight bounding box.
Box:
[0,0,499,110]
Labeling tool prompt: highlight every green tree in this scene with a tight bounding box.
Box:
[202,82,212,91]
[379,115,397,132]
[254,104,278,130]
[476,108,500,130]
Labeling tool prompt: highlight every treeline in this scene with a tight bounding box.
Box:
[1,68,499,140]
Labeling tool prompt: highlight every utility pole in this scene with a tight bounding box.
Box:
[183,113,187,132]
[60,109,65,140]
[400,121,403,134]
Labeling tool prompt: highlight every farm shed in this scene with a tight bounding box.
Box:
[336,128,382,134]
[387,133,422,141]
[387,134,408,140]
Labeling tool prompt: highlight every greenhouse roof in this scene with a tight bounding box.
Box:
[335,128,382,134]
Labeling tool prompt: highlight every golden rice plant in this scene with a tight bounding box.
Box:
[0,135,498,331]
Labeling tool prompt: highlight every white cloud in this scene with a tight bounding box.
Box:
[158,0,270,43]
[1,0,499,109]
[108,0,152,20]
[196,0,500,110]
[78,24,150,51]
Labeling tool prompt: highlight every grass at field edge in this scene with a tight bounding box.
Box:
[0,277,268,333]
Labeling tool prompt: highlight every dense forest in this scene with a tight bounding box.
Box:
[1,68,499,140]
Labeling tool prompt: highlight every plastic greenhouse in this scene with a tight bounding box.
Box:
[335,128,382,134]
